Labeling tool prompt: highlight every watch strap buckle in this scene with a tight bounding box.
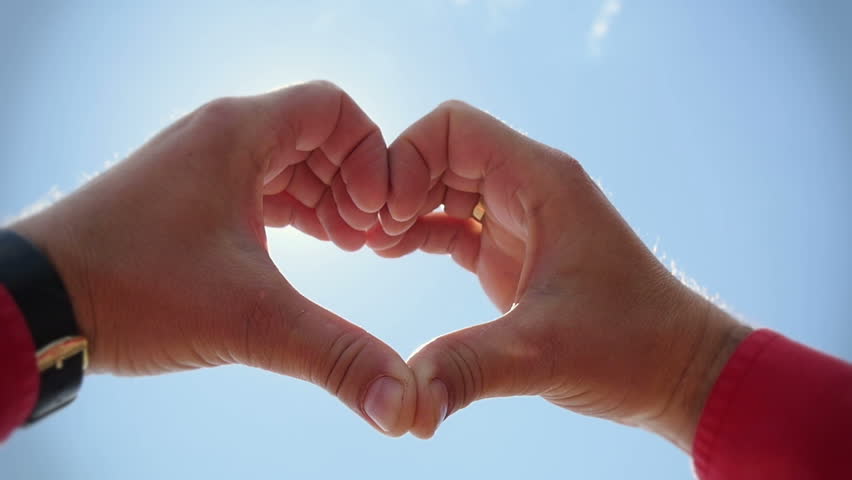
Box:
[36,336,88,372]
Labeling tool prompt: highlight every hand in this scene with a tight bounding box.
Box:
[368,100,752,450]
[10,81,416,435]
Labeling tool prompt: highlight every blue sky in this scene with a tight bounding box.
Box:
[1,1,850,478]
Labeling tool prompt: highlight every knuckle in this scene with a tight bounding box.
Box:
[316,330,372,397]
[433,337,485,414]
[305,79,343,95]
[276,80,347,152]
[552,150,586,181]
[194,96,244,130]
[551,148,583,172]
[288,80,345,106]
[535,143,588,183]
[436,99,471,113]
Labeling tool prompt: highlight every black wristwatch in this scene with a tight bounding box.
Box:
[0,229,88,423]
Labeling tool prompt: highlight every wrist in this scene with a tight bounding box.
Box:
[644,296,752,453]
[9,207,99,368]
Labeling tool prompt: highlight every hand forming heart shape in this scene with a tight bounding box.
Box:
[11,81,746,450]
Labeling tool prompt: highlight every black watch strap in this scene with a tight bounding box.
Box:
[0,229,87,423]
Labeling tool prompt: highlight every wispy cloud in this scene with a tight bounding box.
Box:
[588,0,622,56]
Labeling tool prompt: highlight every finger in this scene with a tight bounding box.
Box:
[443,189,480,219]
[366,220,407,251]
[306,148,337,185]
[227,274,417,436]
[422,183,447,216]
[378,205,418,237]
[305,86,387,213]
[406,302,552,439]
[263,165,296,195]
[372,213,482,274]
[315,189,366,251]
[386,137,431,222]
[380,182,447,236]
[442,169,480,193]
[263,191,329,241]
[248,80,388,213]
[378,181,466,236]
[370,212,521,310]
[331,174,379,231]
[339,129,388,214]
[284,162,327,208]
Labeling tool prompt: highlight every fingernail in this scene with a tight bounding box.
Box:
[364,377,404,433]
[430,379,449,427]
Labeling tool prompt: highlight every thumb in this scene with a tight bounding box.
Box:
[225,273,416,436]
[406,301,554,438]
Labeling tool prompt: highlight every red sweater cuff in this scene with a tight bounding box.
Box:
[692,329,852,479]
[0,285,40,442]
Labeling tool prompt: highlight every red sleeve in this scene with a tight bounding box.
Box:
[693,329,852,479]
[0,285,39,442]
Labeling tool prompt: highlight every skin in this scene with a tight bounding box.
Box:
[368,100,751,451]
[11,81,416,437]
[10,83,750,452]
